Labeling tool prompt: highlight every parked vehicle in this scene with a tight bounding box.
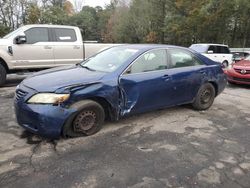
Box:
[232,52,250,63]
[0,24,119,86]
[190,43,233,67]
[225,55,250,85]
[14,44,227,138]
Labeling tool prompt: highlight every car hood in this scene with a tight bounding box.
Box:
[233,60,250,69]
[22,65,107,92]
[0,38,12,46]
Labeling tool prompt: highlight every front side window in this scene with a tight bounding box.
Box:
[168,49,203,68]
[125,49,167,74]
[208,45,217,53]
[54,28,77,42]
[24,28,49,44]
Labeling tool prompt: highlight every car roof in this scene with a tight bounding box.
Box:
[191,43,229,47]
[116,44,188,51]
[23,24,79,30]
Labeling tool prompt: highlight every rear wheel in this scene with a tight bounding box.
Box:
[192,83,215,110]
[0,64,7,86]
[63,100,105,137]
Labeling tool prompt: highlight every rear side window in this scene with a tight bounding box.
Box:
[219,46,230,54]
[168,49,203,68]
[54,28,77,42]
[24,28,49,44]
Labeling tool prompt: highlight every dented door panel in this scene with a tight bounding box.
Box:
[119,70,175,115]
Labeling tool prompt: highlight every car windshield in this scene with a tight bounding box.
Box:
[190,44,208,53]
[3,27,23,39]
[81,47,139,72]
[245,55,250,61]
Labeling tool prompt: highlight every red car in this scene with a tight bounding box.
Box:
[225,56,250,85]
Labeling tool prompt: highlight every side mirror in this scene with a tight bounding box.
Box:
[207,50,213,54]
[15,35,27,44]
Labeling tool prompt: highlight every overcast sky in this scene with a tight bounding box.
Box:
[70,0,111,9]
[84,0,111,7]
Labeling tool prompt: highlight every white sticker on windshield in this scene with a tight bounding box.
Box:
[59,36,71,40]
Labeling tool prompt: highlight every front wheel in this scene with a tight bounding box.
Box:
[222,61,228,68]
[63,100,105,137]
[192,83,215,111]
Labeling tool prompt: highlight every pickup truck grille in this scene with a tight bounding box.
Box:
[15,89,28,101]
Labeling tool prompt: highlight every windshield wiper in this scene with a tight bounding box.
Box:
[79,64,96,72]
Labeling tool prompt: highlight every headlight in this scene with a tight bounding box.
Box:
[27,93,70,104]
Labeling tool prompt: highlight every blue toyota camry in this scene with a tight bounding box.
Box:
[14,45,227,138]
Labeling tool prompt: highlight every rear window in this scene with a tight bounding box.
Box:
[54,28,77,42]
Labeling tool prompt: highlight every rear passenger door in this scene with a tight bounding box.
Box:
[51,28,83,66]
[166,49,206,104]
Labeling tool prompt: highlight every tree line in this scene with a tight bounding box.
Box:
[0,0,249,47]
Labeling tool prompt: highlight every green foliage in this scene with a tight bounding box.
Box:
[67,6,98,40]
[1,0,249,47]
[40,6,68,24]
[0,24,10,37]
[26,3,41,24]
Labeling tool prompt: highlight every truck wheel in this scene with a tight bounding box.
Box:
[63,100,105,137]
[192,83,215,111]
[0,64,7,86]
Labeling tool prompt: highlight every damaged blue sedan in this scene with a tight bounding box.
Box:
[14,45,227,138]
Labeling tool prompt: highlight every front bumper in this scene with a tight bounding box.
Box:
[14,85,75,139]
[225,69,250,85]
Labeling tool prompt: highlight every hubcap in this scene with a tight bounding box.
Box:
[73,111,96,133]
[201,89,212,104]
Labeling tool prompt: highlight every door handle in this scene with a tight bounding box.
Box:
[73,46,80,49]
[199,70,206,75]
[162,74,170,81]
[44,46,52,50]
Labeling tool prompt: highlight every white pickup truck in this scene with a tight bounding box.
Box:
[0,24,120,86]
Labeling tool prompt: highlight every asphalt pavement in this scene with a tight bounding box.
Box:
[0,74,250,188]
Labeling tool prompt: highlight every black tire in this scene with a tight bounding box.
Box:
[192,83,216,111]
[222,61,228,68]
[0,64,7,86]
[63,100,105,137]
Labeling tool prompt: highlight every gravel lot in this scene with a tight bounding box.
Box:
[0,74,250,188]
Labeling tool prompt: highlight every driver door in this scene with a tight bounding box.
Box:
[12,27,54,68]
[119,49,173,115]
